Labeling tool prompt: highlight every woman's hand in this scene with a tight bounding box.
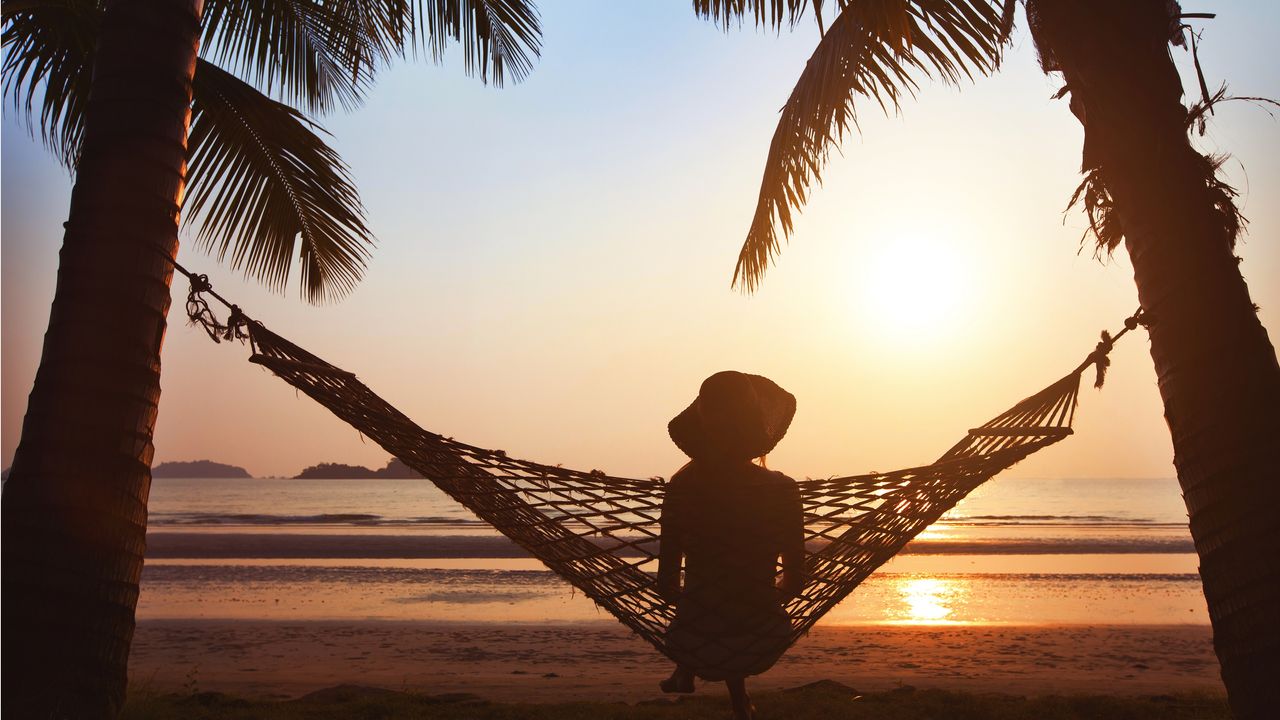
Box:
[780,545,805,599]
[776,572,803,600]
[658,577,682,603]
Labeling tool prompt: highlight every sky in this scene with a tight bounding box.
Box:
[3,1,1278,481]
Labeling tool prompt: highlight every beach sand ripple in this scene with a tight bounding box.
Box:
[130,621,1222,703]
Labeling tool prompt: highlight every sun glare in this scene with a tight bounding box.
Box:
[858,231,972,342]
[894,577,964,625]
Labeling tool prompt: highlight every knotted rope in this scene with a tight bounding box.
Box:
[1079,308,1151,388]
[184,272,251,343]
[149,247,255,346]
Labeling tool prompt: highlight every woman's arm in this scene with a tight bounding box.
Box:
[657,528,683,602]
[656,476,684,602]
[778,481,806,598]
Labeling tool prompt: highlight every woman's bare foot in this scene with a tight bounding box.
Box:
[659,666,695,694]
[726,677,753,719]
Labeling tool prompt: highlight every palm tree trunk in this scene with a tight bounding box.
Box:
[1,0,202,717]
[1029,2,1280,717]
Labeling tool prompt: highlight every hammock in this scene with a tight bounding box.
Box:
[177,266,1142,675]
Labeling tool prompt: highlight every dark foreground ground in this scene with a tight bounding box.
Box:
[130,621,1223,702]
[122,681,1228,720]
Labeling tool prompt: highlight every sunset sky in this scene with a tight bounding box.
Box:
[3,1,1278,481]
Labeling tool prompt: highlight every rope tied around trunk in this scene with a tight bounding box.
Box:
[1080,308,1150,388]
[185,273,250,343]
[145,246,256,345]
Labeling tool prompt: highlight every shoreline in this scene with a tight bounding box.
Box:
[130,620,1222,703]
[144,531,1196,558]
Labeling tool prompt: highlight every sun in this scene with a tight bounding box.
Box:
[857,230,972,343]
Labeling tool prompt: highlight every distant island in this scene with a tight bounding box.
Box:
[153,460,252,478]
[139,457,424,479]
[294,457,423,479]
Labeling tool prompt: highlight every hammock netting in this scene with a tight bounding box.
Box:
[182,268,1136,676]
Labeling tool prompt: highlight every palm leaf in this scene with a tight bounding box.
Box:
[412,0,542,86]
[186,60,373,303]
[326,0,414,83]
[200,0,388,115]
[727,0,1011,291]
[692,0,811,30]
[4,0,537,305]
[3,0,382,153]
[199,0,543,114]
[1,0,96,168]
[1,3,374,302]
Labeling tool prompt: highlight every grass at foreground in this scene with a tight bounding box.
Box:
[121,680,1229,720]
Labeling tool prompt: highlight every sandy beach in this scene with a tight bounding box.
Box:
[124,478,1224,709]
[130,621,1222,702]
[130,479,1223,706]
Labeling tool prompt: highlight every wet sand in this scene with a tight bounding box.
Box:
[129,621,1222,702]
[144,531,1196,558]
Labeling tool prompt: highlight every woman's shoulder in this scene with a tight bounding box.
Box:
[744,465,798,491]
[668,461,796,491]
[747,463,794,481]
[667,462,698,487]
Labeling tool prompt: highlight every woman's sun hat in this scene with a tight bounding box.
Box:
[668,371,796,462]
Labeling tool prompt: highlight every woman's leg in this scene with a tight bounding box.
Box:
[659,665,695,693]
[725,677,753,719]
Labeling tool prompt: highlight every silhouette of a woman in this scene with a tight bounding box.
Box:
[658,371,804,720]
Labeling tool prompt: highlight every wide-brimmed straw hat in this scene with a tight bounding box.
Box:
[668,371,796,462]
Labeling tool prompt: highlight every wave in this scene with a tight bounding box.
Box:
[151,511,1186,530]
[150,512,487,527]
[902,538,1194,555]
[138,564,1203,587]
[144,532,1196,559]
[142,564,564,587]
[942,514,1185,527]
[949,514,1156,523]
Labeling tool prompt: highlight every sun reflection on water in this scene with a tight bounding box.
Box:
[912,527,952,542]
[891,577,967,625]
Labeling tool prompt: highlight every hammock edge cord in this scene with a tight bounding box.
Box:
[241,320,1107,668]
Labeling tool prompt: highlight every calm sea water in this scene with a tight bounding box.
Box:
[141,477,1206,625]
[149,476,1190,533]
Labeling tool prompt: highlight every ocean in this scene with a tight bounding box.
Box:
[141,476,1206,626]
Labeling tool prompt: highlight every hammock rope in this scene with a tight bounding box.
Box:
[166,259,1146,674]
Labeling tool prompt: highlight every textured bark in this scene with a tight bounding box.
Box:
[0,0,202,717]
[1029,2,1280,717]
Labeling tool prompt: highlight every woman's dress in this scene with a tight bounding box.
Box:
[658,461,804,680]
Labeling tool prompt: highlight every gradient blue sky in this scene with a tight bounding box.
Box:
[4,1,1278,479]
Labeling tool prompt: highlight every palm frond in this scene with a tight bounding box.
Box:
[200,0,386,115]
[1,0,97,168]
[1067,168,1124,257]
[692,0,811,30]
[413,0,542,86]
[186,60,373,303]
[326,0,414,81]
[199,0,542,114]
[729,0,1009,291]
